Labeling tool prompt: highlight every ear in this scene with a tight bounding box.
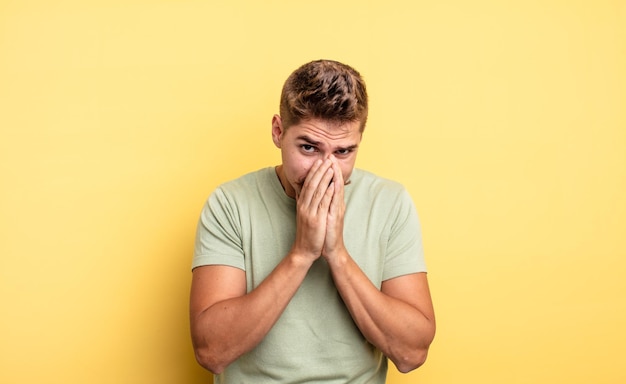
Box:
[271,115,284,148]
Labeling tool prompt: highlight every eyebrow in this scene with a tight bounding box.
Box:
[296,135,359,151]
[296,135,321,146]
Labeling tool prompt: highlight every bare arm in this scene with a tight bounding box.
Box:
[190,159,336,374]
[189,254,313,374]
[324,155,436,372]
[327,259,435,373]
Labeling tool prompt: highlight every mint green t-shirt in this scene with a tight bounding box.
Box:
[193,167,426,383]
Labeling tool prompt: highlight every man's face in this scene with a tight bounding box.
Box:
[272,115,362,199]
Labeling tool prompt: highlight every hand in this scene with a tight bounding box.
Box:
[292,158,335,262]
[322,155,347,261]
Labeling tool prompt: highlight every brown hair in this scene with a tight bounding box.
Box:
[279,60,368,132]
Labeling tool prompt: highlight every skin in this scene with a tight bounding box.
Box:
[190,115,436,374]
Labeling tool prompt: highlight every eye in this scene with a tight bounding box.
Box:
[335,148,352,156]
[301,144,316,153]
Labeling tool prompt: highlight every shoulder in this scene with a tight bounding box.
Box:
[349,168,408,199]
[347,169,418,219]
[208,167,275,202]
[202,168,274,213]
[217,167,273,193]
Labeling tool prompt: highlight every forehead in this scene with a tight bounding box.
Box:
[286,119,362,144]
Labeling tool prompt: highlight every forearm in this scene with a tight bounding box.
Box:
[327,252,436,373]
[191,252,313,373]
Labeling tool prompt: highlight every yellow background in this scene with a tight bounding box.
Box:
[1,1,624,383]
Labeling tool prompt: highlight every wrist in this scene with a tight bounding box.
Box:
[323,246,349,267]
[287,249,317,269]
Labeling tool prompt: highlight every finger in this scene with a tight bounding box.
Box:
[329,155,344,187]
[329,156,344,196]
[328,156,345,215]
[312,167,334,209]
[300,159,333,207]
[318,181,335,213]
[305,166,334,211]
[297,159,322,206]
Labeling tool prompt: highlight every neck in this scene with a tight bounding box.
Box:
[274,165,296,198]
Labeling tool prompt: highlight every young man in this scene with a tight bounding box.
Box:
[190,60,435,383]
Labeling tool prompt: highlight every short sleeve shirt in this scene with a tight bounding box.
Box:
[193,167,426,383]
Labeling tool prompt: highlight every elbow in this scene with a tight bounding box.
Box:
[194,346,229,375]
[394,320,436,373]
[392,347,430,374]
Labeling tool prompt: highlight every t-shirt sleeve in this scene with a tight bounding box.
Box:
[382,188,427,281]
[192,187,246,271]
